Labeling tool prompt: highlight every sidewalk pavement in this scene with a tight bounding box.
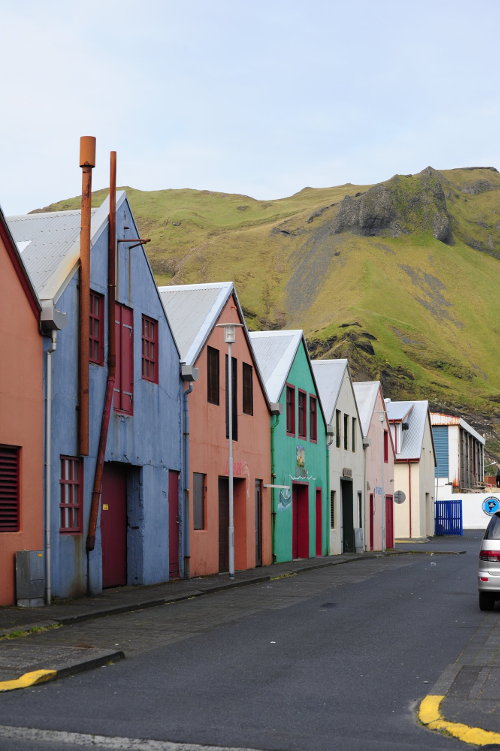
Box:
[1,537,499,746]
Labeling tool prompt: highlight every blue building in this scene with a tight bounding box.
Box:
[9,191,184,598]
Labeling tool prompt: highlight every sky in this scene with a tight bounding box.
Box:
[1,0,499,215]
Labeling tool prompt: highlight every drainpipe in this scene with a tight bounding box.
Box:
[182,381,193,578]
[78,136,95,456]
[270,408,280,561]
[86,151,117,559]
[44,330,57,605]
[408,463,412,538]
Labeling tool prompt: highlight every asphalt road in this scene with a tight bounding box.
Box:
[0,537,486,751]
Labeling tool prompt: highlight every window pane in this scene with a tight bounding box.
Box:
[193,473,206,530]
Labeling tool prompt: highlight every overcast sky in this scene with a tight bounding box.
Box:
[2,0,499,215]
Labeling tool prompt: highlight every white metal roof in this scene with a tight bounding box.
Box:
[352,381,380,437]
[248,330,302,403]
[310,359,348,422]
[387,400,430,460]
[7,193,125,301]
[158,281,238,365]
[430,412,485,444]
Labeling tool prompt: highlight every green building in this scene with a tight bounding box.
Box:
[249,331,329,563]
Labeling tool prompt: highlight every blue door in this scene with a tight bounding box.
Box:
[435,500,463,536]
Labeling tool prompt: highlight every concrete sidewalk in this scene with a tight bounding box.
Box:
[1,537,499,746]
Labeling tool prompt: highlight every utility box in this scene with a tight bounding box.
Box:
[354,528,364,554]
[15,550,45,607]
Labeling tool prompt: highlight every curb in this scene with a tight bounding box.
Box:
[0,649,124,692]
[419,694,500,747]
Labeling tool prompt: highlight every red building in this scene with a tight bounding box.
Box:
[0,206,43,605]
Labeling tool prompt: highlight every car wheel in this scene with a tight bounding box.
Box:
[479,592,495,611]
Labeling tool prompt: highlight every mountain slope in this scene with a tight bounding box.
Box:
[38,167,500,462]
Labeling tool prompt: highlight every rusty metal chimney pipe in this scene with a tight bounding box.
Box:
[78,136,96,456]
[87,151,117,555]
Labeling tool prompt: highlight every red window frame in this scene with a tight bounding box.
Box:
[59,456,82,533]
[114,303,134,415]
[384,430,389,463]
[298,389,307,439]
[142,315,158,383]
[89,290,104,365]
[309,395,318,442]
[0,445,20,532]
[286,384,295,436]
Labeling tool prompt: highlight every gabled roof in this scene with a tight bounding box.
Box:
[0,205,40,318]
[8,193,125,301]
[310,359,348,422]
[352,381,381,437]
[430,412,485,445]
[248,330,302,403]
[158,282,238,365]
[386,400,431,461]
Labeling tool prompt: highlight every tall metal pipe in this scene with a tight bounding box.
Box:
[44,330,57,604]
[86,151,117,556]
[79,136,96,456]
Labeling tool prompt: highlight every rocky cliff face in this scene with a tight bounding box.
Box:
[331,167,452,243]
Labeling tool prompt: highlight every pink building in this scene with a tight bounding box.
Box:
[0,207,43,605]
[353,381,395,550]
[159,282,272,577]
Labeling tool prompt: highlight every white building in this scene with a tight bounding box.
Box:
[431,412,485,496]
[312,359,365,555]
[385,400,436,540]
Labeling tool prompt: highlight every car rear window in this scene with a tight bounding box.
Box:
[484,512,500,540]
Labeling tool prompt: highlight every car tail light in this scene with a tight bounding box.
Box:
[480,577,489,581]
[480,550,500,562]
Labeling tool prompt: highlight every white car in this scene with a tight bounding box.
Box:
[478,511,500,611]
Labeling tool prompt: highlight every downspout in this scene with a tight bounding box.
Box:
[44,330,57,605]
[78,136,95,456]
[86,151,117,559]
[270,409,280,562]
[182,381,193,578]
[408,462,412,539]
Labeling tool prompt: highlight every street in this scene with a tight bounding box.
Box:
[0,535,488,751]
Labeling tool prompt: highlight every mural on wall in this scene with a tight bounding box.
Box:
[278,488,292,512]
[290,444,316,482]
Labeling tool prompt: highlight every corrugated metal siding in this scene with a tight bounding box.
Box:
[433,426,449,478]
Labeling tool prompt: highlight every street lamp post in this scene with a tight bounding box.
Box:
[216,322,244,578]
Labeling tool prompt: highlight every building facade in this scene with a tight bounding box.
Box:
[431,412,485,496]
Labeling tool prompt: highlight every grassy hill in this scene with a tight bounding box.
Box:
[39,167,500,464]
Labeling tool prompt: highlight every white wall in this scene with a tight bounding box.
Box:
[437,492,500,530]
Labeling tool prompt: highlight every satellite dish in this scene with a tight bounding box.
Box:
[394,490,406,504]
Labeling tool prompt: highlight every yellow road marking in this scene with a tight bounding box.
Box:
[419,694,500,746]
[0,670,57,692]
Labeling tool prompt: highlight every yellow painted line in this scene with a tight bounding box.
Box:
[0,670,57,692]
[419,694,500,746]
[270,572,297,581]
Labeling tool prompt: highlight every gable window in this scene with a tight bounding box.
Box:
[225,355,238,441]
[207,346,220,405]
[60,456,82,533]
[384,430,389,463]
[142,315,158,383]
[309,395,318,442]
[114,303,134,415]
[242,362,253,415]
[193,472,206,530]
[336,410,341,448]
[0,445,20,532]
[286,385,295,436]
[89,290,104,365]
[352,417,357,452]
[344,413,349,450]
[298,390,307,438]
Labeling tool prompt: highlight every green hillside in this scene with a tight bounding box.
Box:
[39,167,500,464]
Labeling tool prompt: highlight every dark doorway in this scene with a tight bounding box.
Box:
[168,470,180,579]
[341,479,354,553]
[292,483,309,559]
[218,477,229,572]
[101,463,128,588]
[315,488,322,556]
[369,494,374,551]
[255,479,263,567]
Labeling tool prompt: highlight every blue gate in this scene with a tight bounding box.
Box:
[435,500,463,536]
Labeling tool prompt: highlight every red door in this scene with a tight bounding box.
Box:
[385,494,394,549]
[169,470,180,579]
[292,483,309,559]
[315,488,322,556]
[369,494,374,551]
[101,463,127,588]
